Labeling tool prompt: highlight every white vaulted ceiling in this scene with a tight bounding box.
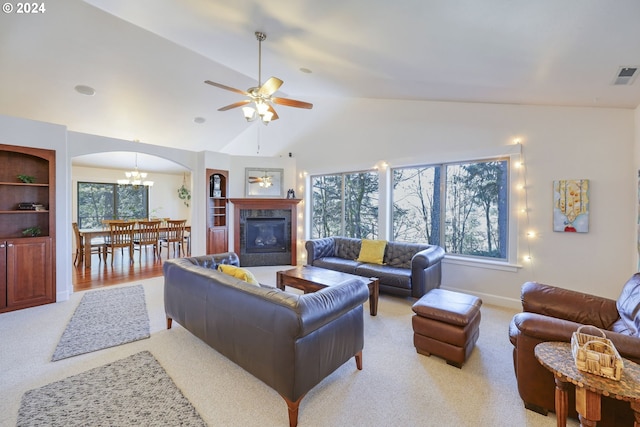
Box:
[1,0,639,158]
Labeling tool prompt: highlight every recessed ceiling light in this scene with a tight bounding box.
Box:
[299,67,312,74]
[193,117,206,124]
[74,85,96,96]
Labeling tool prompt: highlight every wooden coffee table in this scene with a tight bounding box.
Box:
[276,265,379,316]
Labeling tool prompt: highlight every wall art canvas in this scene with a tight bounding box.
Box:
[553,179,589,232]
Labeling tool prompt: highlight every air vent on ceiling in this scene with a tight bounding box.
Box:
[612,66,638,85]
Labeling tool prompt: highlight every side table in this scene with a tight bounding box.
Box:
[534,341,640,427]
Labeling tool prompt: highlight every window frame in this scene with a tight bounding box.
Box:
[309,169,380,239]
[389,149,521,267]
[77,181,150,229]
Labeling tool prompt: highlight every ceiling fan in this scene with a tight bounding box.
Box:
[205,31,313,125]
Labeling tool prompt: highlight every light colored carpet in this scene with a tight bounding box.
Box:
[51,285,150,361]
[17,351,205,426]
[0,268,578,426]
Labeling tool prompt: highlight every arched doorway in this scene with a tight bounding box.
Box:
[71,151,192,290]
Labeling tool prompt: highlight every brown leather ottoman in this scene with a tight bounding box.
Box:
[411,289,482,368]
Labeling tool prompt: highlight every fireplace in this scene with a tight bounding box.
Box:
[230,198,301,267]
[245,217,286,253]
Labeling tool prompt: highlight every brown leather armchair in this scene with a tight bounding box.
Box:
[509,274,640,427]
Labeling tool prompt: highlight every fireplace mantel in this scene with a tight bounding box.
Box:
[229,198,302,209]
[230,198,302,266]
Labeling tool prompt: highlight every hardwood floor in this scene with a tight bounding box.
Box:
[72,244,184,291]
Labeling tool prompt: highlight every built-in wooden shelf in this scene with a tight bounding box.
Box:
[0,143,56,313]
[206,169,229,254]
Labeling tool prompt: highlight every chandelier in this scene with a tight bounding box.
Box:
[117,153,154,187]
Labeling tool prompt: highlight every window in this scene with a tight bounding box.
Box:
[77,182,149,228]
[392,158,509,260]
[310,171,379,239]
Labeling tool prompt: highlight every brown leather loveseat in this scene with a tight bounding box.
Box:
[508,274,640,427]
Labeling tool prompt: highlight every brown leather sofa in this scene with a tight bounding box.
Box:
[163,253,370,427]
[509,274,640,427]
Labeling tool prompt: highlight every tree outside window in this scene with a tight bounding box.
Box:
[311,171,379,239]
[392,159,508,260]
[77,182,149,228]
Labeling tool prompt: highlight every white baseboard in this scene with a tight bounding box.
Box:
[441,286,521,310]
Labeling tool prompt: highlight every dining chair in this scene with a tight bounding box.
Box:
[133,220,161,260]
[101,219,127,230]
[159,219,187,258]
[183,228,191,257]
[72,222,106,266]
[157,217,170,240]
[105,221,135,265]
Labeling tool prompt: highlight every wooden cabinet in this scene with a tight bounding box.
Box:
[206,169,228,254]
[2,237,53,311]
[208,227,228,255]
[0,144,56,313]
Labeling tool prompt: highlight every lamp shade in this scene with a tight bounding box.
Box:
[242,106,256,121]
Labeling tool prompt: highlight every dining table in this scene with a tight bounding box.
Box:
[78,224,191,268]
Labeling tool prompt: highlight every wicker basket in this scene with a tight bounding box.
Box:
[571,325,624,380]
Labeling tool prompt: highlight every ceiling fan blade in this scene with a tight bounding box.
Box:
[218,99,251,111]
[267,104,279,121]
[258,77,283,97]
[272,97,313,109]
[205,80,248,96]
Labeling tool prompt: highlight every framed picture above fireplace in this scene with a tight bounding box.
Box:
[245,168,284,198]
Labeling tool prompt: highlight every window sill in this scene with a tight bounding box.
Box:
[442,255,522,272]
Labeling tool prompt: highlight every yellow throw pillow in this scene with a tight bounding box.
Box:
[217,264,260,286]
[356,239,387,264]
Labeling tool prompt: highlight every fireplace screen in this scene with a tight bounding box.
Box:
[245,217,287,253]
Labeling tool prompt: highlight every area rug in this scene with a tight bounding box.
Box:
[17,351,206,426]
[51,285,150,361]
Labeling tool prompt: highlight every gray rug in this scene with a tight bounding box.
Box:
[17,351,206,426]
[51,285,150,361]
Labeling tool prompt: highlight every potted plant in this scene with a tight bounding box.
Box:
[22,226,42,237]
[17,174,36,183]
[178,184,191,207]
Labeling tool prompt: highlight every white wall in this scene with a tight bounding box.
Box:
[291,98,637,306]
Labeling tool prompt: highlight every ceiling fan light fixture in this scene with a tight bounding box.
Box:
[204,30,312,127]
[256,101,269,116]
[242,106,256,121]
